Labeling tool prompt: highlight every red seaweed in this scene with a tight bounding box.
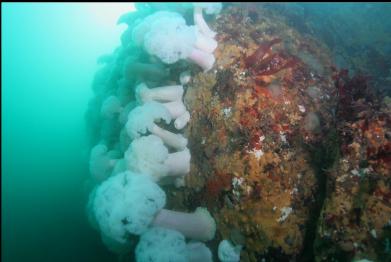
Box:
[204,172,232,207]
[333,69,376,123]
[245,38,282,67]
[253,85,273,99]
[253,52,300,76]
[245,38,300,77]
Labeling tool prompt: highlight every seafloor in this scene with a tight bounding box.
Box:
[86,4,391,262]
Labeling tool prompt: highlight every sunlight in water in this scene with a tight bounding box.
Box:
[87,3,135,27]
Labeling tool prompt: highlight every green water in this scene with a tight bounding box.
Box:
[2,3,128,261]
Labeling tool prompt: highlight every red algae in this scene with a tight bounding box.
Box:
[253,52,300,76]
[245,38,282,68]
[253,85,273,99]
[204,173,232,208]
[245,38,301,78]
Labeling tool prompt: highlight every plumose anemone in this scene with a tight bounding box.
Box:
[124,135,190,182]
[126,101,188,150]
[132,11,216,71]
[86,3,222,260]
[91,171,216,243]
[135,227,213,262]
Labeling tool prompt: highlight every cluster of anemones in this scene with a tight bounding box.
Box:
[84,4,243,262]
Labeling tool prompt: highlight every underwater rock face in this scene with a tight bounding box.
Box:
[85,3,391,262]
[165,5,336,261]
[315,71,391,262]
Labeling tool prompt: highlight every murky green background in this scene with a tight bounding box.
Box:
[1,3,129,261]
